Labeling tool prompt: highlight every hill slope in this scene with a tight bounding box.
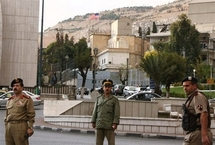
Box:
[42,0,189,48]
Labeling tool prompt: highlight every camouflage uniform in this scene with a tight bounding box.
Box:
[5,94,35,145]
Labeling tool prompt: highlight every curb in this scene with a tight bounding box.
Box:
[33,124,183,139]
[33,125,95,134]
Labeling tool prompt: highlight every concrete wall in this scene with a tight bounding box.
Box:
[43,98,215,137]
[44,100,159,118]
[0,0,39,87]
[0,2,2,69]
[154,98,186,112]
[189,0,215,24]
[44,115,215,138]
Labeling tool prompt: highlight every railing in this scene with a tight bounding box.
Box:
[24,86,72,94]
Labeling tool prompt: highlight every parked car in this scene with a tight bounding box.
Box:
[0,91,41,108]
[113,84,125,96]
[123,86,137,97]
[126,92,162,101]
[134,87,147,94]
[78,87,89,95]
[94,87,104,94]
[135,86,154,93]
[0,89,6,96]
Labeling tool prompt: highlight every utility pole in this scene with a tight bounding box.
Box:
[93,48,98,90]
[126,58,129,86]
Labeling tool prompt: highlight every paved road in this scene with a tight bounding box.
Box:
[0,103,184,145]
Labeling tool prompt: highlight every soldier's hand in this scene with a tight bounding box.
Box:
[112,124,117,130]
[92,123,96,128]
[27,128,34,137]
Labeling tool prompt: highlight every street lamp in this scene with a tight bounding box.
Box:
[38,0,44,94]
[65,55,69,70]
[93,48,98,90]
[193,69,196,77]
[210,63,213,79]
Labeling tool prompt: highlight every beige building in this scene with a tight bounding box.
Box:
[188,0,215,66]
[90,17,147,71]
[0,0,39,87]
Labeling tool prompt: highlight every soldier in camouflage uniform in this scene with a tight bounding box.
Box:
[5,78,35,145]
[91,79,120,145]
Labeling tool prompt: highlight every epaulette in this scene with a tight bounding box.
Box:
[22,94,30,99]
[8,96,15,100]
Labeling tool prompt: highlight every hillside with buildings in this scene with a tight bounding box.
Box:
[42,0,189,48]
[39,0,215,89]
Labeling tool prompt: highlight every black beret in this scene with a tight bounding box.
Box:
[182,76,198,84]
[11,78,23,87]
[102,79,113,86]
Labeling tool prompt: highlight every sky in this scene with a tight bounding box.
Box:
[39,0,175,30]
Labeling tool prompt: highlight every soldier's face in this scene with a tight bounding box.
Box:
[182,81,197,95]
[13,83,23,94]
[103,85,112,95]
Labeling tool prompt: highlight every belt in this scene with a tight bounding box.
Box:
[186,127,201,134]
[8,120,27,124]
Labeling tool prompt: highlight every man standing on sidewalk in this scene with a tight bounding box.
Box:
[91,79,120,145]
[4,78,35,145]
[181,76,212,145]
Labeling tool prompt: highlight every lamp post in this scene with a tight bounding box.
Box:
[193,69,196,77]
[93,48,98,90]
[65,55,69,70]
[210,63,213,79]
[38,0,44,94]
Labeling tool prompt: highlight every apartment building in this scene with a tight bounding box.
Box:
[79,17,150,88]
[188,0,215,65]
[90,17,148,71]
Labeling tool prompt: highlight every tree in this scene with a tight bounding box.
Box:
[44,35,92,98]
[152,41,170,52]
[43,33,74,84]
[146,27,151,35]
[138,26,142,37]
[140,51,186,97]
[140,51,162,95]
[169,14,201,75]
[193,60,211,83]
[159,52,186,97]
[118,64,129,85]
[73,37,93,98]
[152,21,157,33]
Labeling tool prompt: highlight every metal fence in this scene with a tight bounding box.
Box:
[1,85,73,95]
[24,86,71,94]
